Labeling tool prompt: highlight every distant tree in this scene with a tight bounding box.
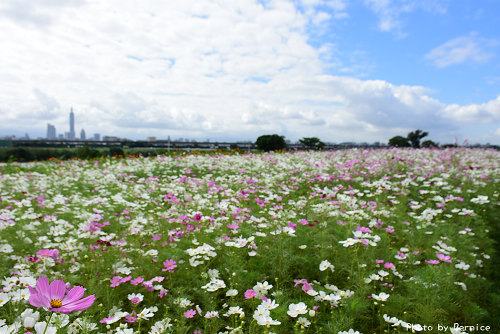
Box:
[421,140,438,148]
[109,147,124,157]
[299,137,325,150]
[77,144,99,159]
[407,129,429,148]
[255,134,286,152]
[388,136,410,148]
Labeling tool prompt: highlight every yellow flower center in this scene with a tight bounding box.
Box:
[50,299,63,308]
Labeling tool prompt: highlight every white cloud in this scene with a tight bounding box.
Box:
[425,33,497,68]
[0,0,498,144]
[443,96,500,123]
[363,0,448,35]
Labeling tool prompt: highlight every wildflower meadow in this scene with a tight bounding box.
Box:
[0,148,499,334]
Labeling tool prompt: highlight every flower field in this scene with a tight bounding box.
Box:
[0,148,499,334]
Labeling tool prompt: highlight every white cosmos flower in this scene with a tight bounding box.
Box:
[319,260,334,272]
[287,302,308,317]
[371,292,390,301]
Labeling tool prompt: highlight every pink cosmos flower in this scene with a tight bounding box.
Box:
[436,253,452,263]
[162,259,177,272]
[427,260,440,264]
[130,277,144,285]
[36,249,59,260]
[184,309,196,318]
[28,276,95,314]
[384,262,395,269]
[356,226,371,233]
[244,289,256,299]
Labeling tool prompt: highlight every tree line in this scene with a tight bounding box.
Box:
[255,130,439,151]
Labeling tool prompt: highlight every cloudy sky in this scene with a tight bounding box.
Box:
[1,0,499,144]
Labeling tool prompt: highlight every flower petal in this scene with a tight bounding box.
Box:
[36,276,51,300]
[49,280,66,301]
[62,286,85,305]
[59,294,95,313]
[29,290,50,308]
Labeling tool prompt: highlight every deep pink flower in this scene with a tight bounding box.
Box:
[130,277,144,285]
[36,249,59,260]
[184,309,196,318]
[28,276,95,314]
[356,226,371,233]
[244,289,256,299]
[162,259,177,272]
[436,253,452,263]
[384,262,395,269]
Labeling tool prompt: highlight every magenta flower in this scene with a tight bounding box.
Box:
[436,253,452,263]
[162,259,177,272]
[36,249,59,260]
[130,277,144,285]
[384,262,395,269]
[244,289,257,299]
[28,276,95,314]
[184,309,196,318]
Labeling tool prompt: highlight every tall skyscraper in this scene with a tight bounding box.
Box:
[69,108,75,140]
[47,123,56,139]
[80,129,86,140]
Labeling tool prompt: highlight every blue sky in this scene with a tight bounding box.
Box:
[0,0,499,145]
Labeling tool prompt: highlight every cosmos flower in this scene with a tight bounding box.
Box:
[244,289,257,299]
[287,302,308,317]
[28,276,95,314]
[182,309,196,319]
[162,259,177,272]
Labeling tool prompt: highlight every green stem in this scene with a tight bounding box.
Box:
[43,312,54,334]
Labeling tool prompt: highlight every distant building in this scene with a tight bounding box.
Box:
[69,108,75,140]
[80,129,86,140]
[94,133,100,141]
[147,137,157,142]
[103,136,120,141]
[47,124,56,139]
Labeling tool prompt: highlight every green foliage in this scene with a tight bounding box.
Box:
[299,137,325,150]
[421,139,438,148]
[407,129,429,148]
[388,135,410,147]
[108,146,125,157]
[255,134,286,151]
[76,144,100,159]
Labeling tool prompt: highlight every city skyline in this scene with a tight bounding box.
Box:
[0,1,499,145]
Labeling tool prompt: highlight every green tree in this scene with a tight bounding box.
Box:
[407,129,429,148]
[255,134,286,152]
[299,137,325,150]
[421,140,438,148]
[388,136,410,147]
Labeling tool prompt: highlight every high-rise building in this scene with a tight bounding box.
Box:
[80,129,86,140]
[94,133,100,141]
[69,108,75,140]
[47,123,56,139]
